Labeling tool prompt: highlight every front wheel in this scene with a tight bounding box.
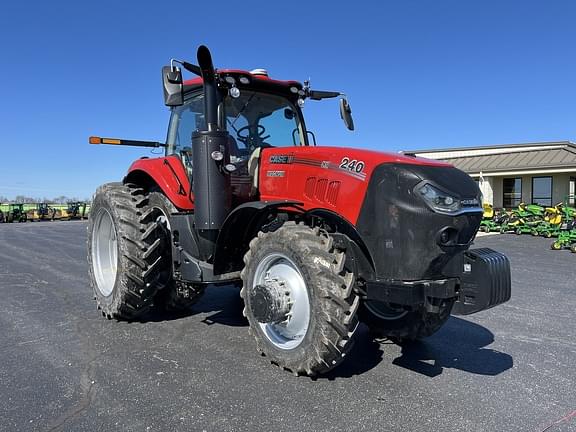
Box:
[241,222,359,376]
[359,299,455,342]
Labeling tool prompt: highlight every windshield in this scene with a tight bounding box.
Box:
[166,90,305,156]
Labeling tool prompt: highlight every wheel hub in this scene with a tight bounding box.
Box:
[249,277,292,324]
[251,253,310,350]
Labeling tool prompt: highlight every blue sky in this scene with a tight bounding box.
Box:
[1,1,575,199]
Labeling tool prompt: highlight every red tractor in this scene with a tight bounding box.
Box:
[88,45,510,376]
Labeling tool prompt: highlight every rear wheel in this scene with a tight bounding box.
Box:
[241,222,359,376]
[360,299,455,342]
[570,244,576,253]
[551,241,562,250]
[88,183,173,320]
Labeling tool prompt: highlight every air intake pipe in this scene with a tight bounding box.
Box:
[191,45,231,235]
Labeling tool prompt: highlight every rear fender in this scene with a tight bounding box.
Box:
[123,156,194,210]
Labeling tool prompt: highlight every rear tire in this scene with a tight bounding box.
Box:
[359,299,455,342]
[241,222,359,376]
[88,183,172,320]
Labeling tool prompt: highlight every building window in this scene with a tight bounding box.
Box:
[503,178,522,208]
[570,177,575,206]
[532,177,552,206]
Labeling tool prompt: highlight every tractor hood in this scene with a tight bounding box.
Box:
[259,145,459,227]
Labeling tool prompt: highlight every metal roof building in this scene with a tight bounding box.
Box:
[404,141,576,208]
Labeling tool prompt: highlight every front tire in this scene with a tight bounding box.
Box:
[88,183,172,320]
[241,222,359,376]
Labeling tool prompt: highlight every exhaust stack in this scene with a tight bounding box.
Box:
[191,45,231,233]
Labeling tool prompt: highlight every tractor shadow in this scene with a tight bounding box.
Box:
[136,285,247,324]
[321,325,385,379]
[139,289,512,379]
[390,317,513,377]
[195,285,248,327]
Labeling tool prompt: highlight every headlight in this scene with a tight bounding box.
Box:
[417,183,461,214]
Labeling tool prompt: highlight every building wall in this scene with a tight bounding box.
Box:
[487,173,574,208]
[492,177,503,208]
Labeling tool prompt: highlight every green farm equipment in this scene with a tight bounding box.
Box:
[28,203,56,221]
[480,204,508,233]
[6,204,27,223]
[38,203,53,221]
[67,202,88,219]
[500,203,545,234]
[551,223,576,252]
[532,204,563,237]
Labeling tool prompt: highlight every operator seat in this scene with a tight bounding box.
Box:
[247,147,262,196]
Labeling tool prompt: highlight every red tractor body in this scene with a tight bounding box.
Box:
[88,46,511,376]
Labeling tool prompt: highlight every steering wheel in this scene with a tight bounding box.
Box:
[236,124,271,147]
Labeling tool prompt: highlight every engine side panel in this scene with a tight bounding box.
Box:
[258,146,448,225]
[126,156,194,210]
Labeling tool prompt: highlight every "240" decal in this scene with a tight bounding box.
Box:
[339,157,365,173]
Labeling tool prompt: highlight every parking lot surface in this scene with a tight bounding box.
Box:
[0,222,575,432]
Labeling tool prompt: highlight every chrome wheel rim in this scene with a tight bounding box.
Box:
[365,300,408,320]
[253,253,310,350]
[92,208,118,297]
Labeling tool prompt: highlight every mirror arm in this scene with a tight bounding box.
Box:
[308,90,342,100]
[172,58,202,76]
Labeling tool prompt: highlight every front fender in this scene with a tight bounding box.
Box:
[213,200,302,275]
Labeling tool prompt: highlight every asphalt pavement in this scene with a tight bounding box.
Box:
[0,222,575,432]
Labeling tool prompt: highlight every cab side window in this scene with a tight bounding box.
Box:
[166,92,205,155]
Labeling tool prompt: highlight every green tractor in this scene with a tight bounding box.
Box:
[6,204,28,223]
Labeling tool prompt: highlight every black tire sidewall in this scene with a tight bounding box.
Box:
[243,237,323,366]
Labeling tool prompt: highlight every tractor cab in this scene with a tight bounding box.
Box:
[166,71,313,207]
[164,69,347,205]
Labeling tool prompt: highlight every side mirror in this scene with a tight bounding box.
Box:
[162,66,184,106]
[339,98,354,131]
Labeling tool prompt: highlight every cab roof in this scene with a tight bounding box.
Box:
[183,69,303,97]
